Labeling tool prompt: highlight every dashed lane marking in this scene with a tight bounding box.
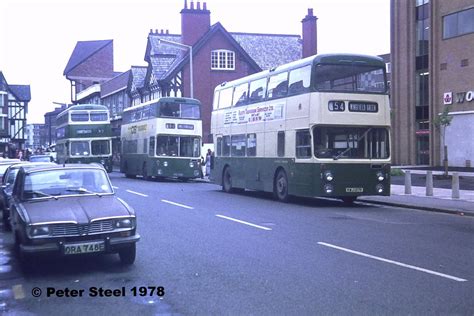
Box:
[125,190,148,197]
[318,242,467,282]
[161,200,194,209]
[215,214,272,231]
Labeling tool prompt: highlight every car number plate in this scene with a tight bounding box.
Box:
[346,187,364,193]
[64,241,105,255]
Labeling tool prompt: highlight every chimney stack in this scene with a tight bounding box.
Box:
[181,0,210,46]
[302,8,318,58]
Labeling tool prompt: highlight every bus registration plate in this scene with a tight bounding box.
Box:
[346,187,364,193]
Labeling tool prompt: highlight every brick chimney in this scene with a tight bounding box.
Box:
[181,1,211,46]
[302,8,317,58]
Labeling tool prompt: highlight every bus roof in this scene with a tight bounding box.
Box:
[57,104,108,117]
[214,53,385,92]
[123,97,201,112]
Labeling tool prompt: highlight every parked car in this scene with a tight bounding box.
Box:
[28,155,55,163]
[0,159,21,177]
[9,164,140,265]
[1,162,56,229]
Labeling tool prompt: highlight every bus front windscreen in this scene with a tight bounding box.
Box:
[70,141,90,156]
[159,102,200,119]
[91,140,111,155]
[313,63,387,94]
[313,126,390,160]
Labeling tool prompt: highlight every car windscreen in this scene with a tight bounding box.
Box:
[22,169,113,199]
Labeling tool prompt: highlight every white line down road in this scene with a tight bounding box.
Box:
[125,190,149,197]
[318,242,467,282]
[161,199,194,209]
[215,214,272,231]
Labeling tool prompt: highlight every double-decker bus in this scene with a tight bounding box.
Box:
[210,53,391,204]
[120,97,202,180]
[56,104,113,172]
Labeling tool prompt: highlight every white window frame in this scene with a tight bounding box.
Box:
[211,50,235,70]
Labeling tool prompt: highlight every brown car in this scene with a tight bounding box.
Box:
[9,164,139,265]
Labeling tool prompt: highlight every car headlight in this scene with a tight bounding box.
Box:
[324,171,334,182]
[29,225,50,237]
[376,171,385,182]
[115,218,135,229]
[376,184,384,194]
[163,161,168,167]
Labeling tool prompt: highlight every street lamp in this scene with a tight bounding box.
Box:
[157,38,194,99]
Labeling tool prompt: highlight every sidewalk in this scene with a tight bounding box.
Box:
[359,167,474,217]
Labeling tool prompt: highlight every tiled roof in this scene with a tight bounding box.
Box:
[130,66,147,93]
[230,33,302,70]
[9,85,31,101]
[145,24,302,83]
[63,40,113,75]
[101,70,131,97]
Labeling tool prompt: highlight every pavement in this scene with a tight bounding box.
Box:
[358,166,474,217]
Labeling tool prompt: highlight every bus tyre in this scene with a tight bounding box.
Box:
[274,169,289,202]
[119,244,136,265]
[222,167,234,193]
[342,197,357,205]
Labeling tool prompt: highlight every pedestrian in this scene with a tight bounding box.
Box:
[17,149,23,160]
[200,156,205,179]
[205,149,212,177]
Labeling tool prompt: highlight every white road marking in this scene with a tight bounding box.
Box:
[161,199,194,209]
[126,190,148,197]
[317,242,467,282]
[215,214,272,231]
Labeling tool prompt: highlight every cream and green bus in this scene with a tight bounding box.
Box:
[120,97,202,180]
[210,54,391,204]
[56,104,113,172]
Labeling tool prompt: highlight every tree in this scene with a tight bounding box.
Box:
[434,106,453,177]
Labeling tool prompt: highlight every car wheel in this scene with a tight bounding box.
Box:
[2,208,11,231]
[119,244,136,265]
[274,169,289,202]
[222,167,234,193]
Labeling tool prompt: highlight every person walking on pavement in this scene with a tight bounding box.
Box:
[205,149,212,177]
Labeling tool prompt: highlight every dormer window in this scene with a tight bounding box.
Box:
[211,50,235,70]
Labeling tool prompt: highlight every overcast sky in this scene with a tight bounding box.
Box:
[0,0,390,124]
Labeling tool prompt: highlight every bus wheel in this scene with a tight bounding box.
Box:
[222,167,234,193]
[274,169,289,202]
[342,197,357,205]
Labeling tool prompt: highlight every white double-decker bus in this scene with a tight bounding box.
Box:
[210,53,391,203]
[120,97,202,180]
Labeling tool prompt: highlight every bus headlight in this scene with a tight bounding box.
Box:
[376,171,385,182]
[158,169,163,175]
[189,162,195,168]
[101,159,105,165]
[163,161,168,167]
[376,184,384,194]
[324,184,334,194]
[324,171,334,182]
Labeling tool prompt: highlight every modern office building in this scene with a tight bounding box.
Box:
[391,0,474,166]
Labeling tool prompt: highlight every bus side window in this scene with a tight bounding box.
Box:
[295,129,312,158]
[247,134,256,157]
[277,131,285,157]
[233,83,249,107]
[222,136,231,156]
[267,72,288,100]
[248,78,267,104]
[288,65,311,96]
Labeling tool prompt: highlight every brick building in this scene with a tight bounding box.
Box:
[391,0,474,166]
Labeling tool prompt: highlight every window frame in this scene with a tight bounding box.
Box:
[211,49,236,70]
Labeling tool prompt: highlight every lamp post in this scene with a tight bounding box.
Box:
[157,38,194,99]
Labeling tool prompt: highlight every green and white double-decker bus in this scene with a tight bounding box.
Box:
[120,97,202,180]
[56,104,113,172]
[210,53,391,204]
